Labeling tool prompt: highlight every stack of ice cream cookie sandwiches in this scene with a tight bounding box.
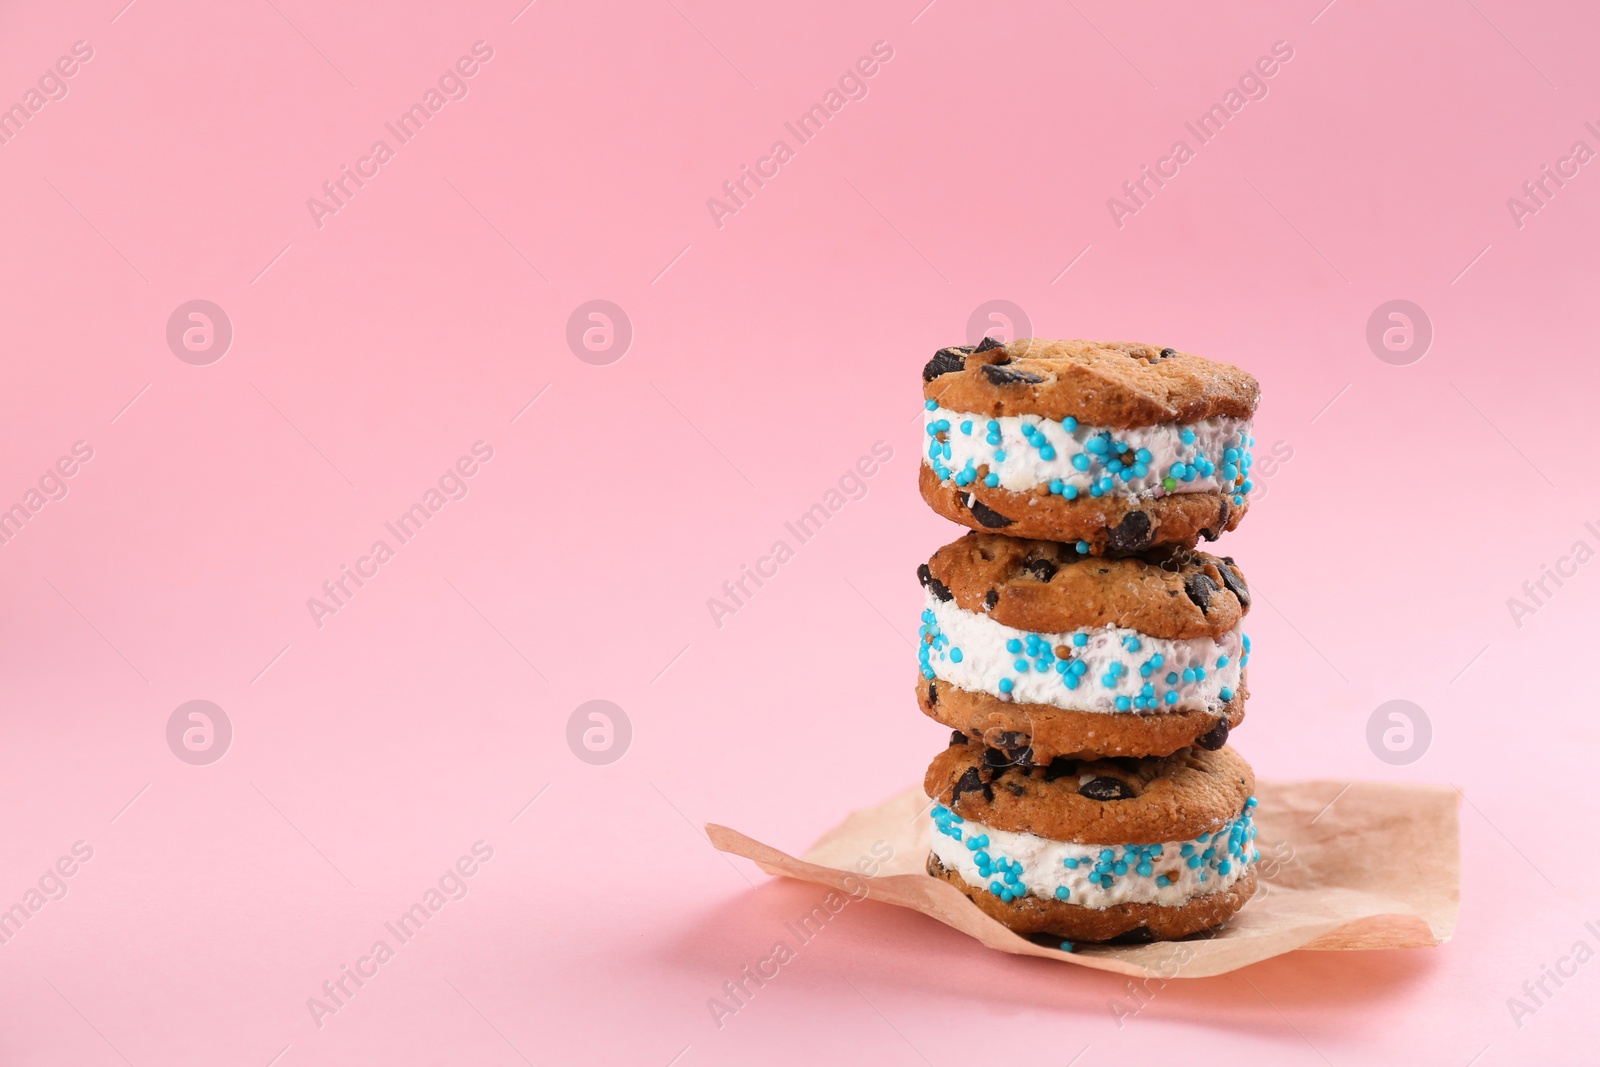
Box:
[915,337,1262,946]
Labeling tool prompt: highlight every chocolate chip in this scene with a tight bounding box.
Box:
[1212,497,1231,537]
[964,495,1014,529]
[1042,757,1078,782]
[1195,717,1230,750]
[917,562,954,602]
[1107,510,1153,552]
[922,346,972,382]
[1022,557,1058,582]
[928,680,938,707]
[949,730,966,746]
[951,767,984,807]
[1184,573,1217,614]
[1078,776,1137,801]
[987,740,1034,769]
[980,363,1044,386]
[1007,782,1026,797]
[973,336,1006,354]
[982,783,995,802]
[1218,557,1251,608]
[1159,348,1176,358]
[983,588,999,610]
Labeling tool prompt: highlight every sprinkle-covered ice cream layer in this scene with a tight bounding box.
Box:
[922,402,1255,516]
[929,798,1259,909]
[919,593,1248,714]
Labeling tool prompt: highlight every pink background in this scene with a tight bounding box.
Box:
[1,0,1596,1062]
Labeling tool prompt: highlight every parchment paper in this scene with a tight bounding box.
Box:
[708,779,1458,978]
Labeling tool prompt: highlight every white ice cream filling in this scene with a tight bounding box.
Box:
[919,593,1247,714]
[921,406,1254,504]
[929,801,1258,910]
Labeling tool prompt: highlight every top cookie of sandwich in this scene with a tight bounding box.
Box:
[922,338,1259,428]
[926,735,1255,843]
[920,530,1250,640]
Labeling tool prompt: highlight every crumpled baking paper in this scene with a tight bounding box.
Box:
[708,779,1458,978]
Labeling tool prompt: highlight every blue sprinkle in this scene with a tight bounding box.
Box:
[925,399,938,411]
[998,678,1014,694]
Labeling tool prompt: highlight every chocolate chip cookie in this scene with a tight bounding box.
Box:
[924,736,1259,942]
[921,338,1259,550]
[917,531,1250,759]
